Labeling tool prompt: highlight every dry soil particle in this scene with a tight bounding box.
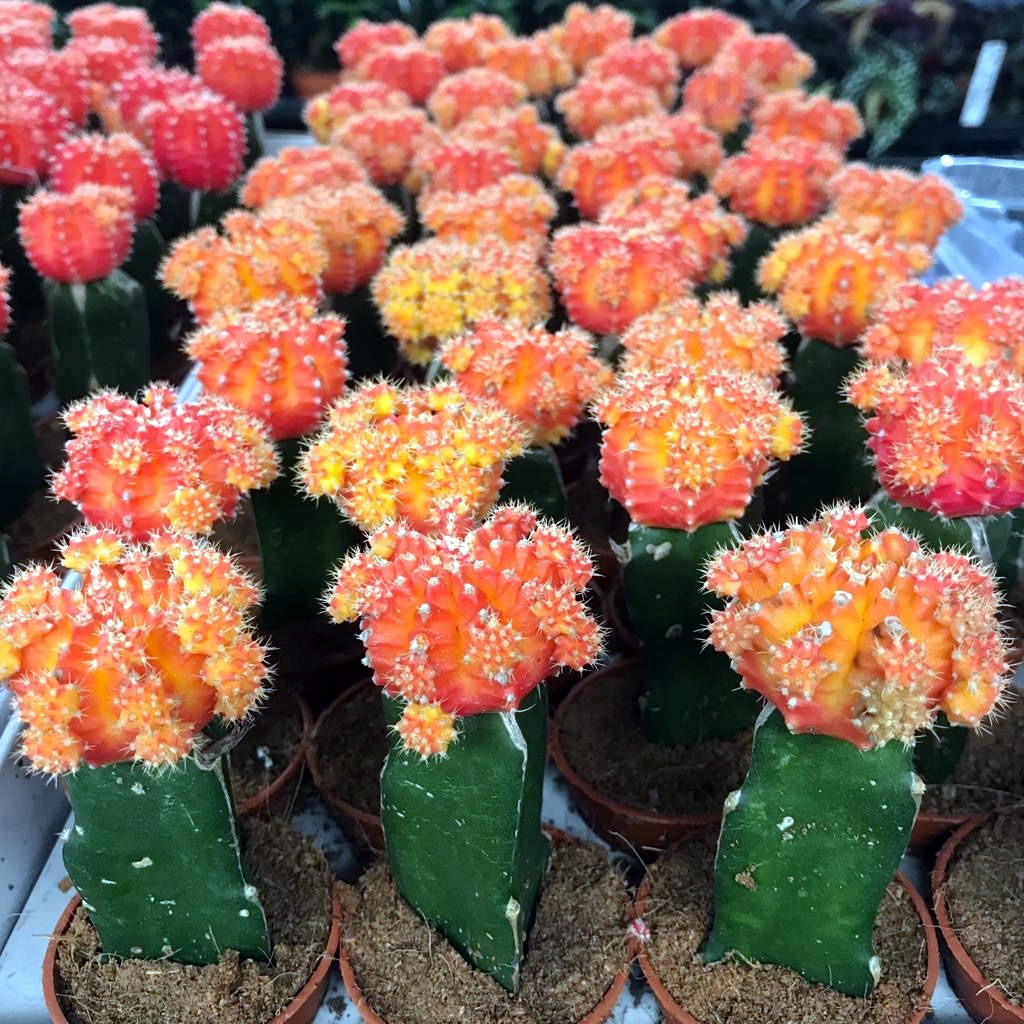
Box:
[943,809,1024,1007]
[342,838,629,1024]
[55,818,333,1024]
[230,689,306,803]
[557,664,751,815]
[643,833,931,1024]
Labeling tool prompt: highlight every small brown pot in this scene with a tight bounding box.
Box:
[635,839,940,1024]
[908,809,965,857]
[550,663,721,860]
[308,679,385,852]
[236,693,314,818]
[933,811,1024,1024]
[42,884,342,1024]
[337,830,630,1024]
[289,68,339,100]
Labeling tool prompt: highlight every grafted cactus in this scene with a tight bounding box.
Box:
[702,505,1009,995]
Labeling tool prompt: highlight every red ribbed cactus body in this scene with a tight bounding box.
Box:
[752,90,864,151]
[0,74,69,185]
[423,14,511,72]
[335,20,416,71]
[414,139,517,196]
[682,64,761,135]
[302,81,409,144]
[152,90,245,193]
[197,36,283,113]
[426,68,525,130]
[553,3,633,73]
[555,74,664,140]
[3,46,90,127]
[355,42,446,105]
[654,9,749,67]
[191,2,271,52]
[332,107,443,188]
[64,35,149,103]
[240,145,367,207]
[584,38,680,107]
[450,105,565,178]
[102,66,200,142]
[67,3,158,60]
[482,32,575,97]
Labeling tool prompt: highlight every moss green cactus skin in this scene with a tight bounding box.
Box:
[380,686,550,994]
[500,447,567,521]
[0,340,44,526]
[62,753,271,965]
[623,521,757,746]
[124,218,175,354]
[703,709,919,996]
[44,271,150,404]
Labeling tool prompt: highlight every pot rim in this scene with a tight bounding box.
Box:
[932,807,1024,1023]
[42,878,342,1024]
[633,832,940,1024]
[336,828,631,1024]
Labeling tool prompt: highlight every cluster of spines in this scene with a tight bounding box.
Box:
[195,35,284,114]
[653,9,749,68]
[331,107,443,189]
[555,74,664,140]
[0,74,71,186]
[550,3,634,73]
[302,81,409,144]
[751,90,864,151]
[240,145,368,207]
[482,32,575,97]
[448,105,565,178]
[426,67,525,130]
[681,63,762,135]
[423,14,511,72]
[714,32,815,92]
[413,139,517,197]
[334,19,416,71]
[583,37,679,106]
[353,41,447,105]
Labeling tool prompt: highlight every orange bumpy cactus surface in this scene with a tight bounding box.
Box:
[335,19,416,70]
[440,318,612,444]
[759,219,931,346]
[423,14,511,71]
[0,529,269,773]
[328,505,601,753]
[717,32,814,91]
[653,9,749,67]
[752,90,864,150]
[413,139,517,196]
[372,237,551,364]
[847,354,1024,518]
[552,3,633,72]
[191,2,271,50]
[555,74,664,140]
[449,104,565,178]
[828,165,963,249]
[482,32,575,97]
[705,504,1008,747]
[161,208,327,322]
[712,136,842,227]
[584,37,679,106]
[0,74,70,186]
[53,386,278,537]
[681,64,761,135]
[240,145,368,207]
[620,292,788,381]
[18,184,133,283]
[299,380,527,532]
[548,222,695,336]
[595,366,803,530]
[302,81,408,144]
[355,42,446,105]
[184,298,347,441]
[196,35,283,113]
[332,107,443,189]
[426,67,525,129]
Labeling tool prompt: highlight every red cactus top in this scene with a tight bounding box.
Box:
[555,74,664,141]
[482,31,575,98]
[302,81,409,144]
[448,105,565,179]
[653,9,749,67]
[2,46,91,127]
[423,14,511,72]
[191,2,271,52]
[752,90,864,151]
[332,107,444,189]
[335,20,416,71]
[584,37,679,107]
[197,35,283,113]
[67,3,158,60]
[426,67,526,130]
[0,73,69,186]
[681,63,762,135]
[354,42,446,105]
[551,3,634,73]
[716,32,815,91]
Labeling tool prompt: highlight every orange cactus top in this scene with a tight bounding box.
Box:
[299,379,527,532]
[449,104,565,179]
[681,63,762,135]
[328,505,601,754]
[372,237,552,364]
[440,318,612,444]
[161,208,328,323]
[706,504,1009,747]
[555,74,664,140]
[482,31,575,97]
[653,9,750,67]
[53,386,278,537]
[619,292,789,381]
[335,19,416,70]
[552,3,634,73]
[331,107,444,189]
[191,2,271,51]
[595,366,803,530]
[712,135,843,228]
[0,529,269,773]
[752,90,864,151]
[196,35,284,113]
[759,218,931,346]
[184,297,348,441]
[354,42,446,105]
[828,165,963,249]
[0,74,70,186]
[240,145,368,207]
[584,37,679,107]
[423,14,511,72]
[847,354,1024,518]
[426,67,526,130]
[302,81,409,144]
[412,139,518,196]
[717,32,815,91]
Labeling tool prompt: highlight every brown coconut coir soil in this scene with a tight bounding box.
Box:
[55,818,333,1024]
[922,697,1024,816]
[943,809,1024,1007]
[643,833,931,1024]
[230,689,306,804]
[342,838,628,1024]
[557,665,751,815]
[316,679,389,815]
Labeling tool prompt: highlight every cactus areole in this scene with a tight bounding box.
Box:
[702,505,1008,995]
[0,530,273,965]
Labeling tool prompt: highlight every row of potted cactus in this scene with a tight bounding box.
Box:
[1,1,1023,1023]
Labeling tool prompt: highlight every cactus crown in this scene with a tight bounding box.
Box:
[705,504,1009,748]
[0,74,70,186]
[354,42,446,105]
[0,529,269,773]
[335,19,416,70]
[332,107,443,189]
[551,3,634,72]
[302,81,409,144]
[555,74,664,141]
[427,67,526,130]
[240,145,368,208]
[3,46,91,128]
[66,3,158,59]
[423,14,511,72]
[196,35,283,114]
[716,32,815,91]
[414,139,518,197]
[450,104,565,178]
[681,63,762,135]
[329,505,601,755]
[299,379,528,532]
[584,37,679,106]
[191,2,271,51]
[752,90,864,150]
[595,366,804,531]
[482,32,575,97]
[653,9,750,68]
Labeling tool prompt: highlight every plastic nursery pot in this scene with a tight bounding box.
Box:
[337,829,631,1024]
[43,884,342,1024]
[933,811,1024,1024]
[308,677,385,852]
[549,662,721,861]
[634,835,940,1024]
[289,69,339,99]
[235,693,314,818]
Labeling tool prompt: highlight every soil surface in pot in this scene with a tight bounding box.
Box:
[342,838,627,1024]
[316,679,389,815]
[55,818,333,1024]
[644,833,931,1024]
[230,689,305,803]
[943,810,1024,1007]
[558,665,751,815]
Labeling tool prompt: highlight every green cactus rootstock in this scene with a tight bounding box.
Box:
[330,286,398,382]
[62,752,271,965]
[500,446,567,521]
[623,521,757,747]
[380,686,551,994]
[44,271,150,404]
[251,439,359,627]
[703,709,920,996]
[0,340,45,526]
[724,222,778,305]
[123,218,177,353]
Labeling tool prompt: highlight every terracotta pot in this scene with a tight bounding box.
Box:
[236,693,314,818]
[337,829,631,1024]
[908,809,965,857]
[635,837,940,1024]
[43,884,342,1024]
[933,811,1024,1024]
[598,581,641,658]
[308,679,385,852]
[550,663,722,860]
[289,69,339,100]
